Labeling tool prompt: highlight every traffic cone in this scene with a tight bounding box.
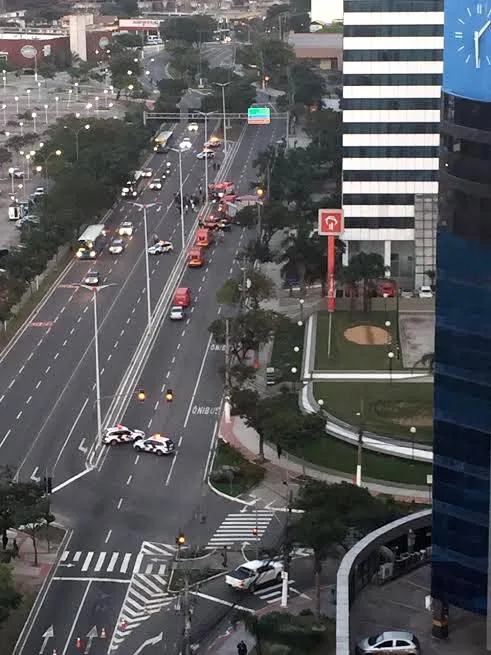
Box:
[101,627,106,639]
[53,650,57,655]
[119,619,127,631]
[75,637,82,649]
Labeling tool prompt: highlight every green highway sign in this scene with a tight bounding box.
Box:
[248,106,271,125]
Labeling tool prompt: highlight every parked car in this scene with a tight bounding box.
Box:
[356,631,420,655]
[418,285,433,298]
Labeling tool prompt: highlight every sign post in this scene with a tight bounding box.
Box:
[318,209,344,312]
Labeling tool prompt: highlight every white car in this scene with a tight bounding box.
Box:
[83,270,100,286]
[418,285,433,298]
[32,186,45,198]
[103,425,145,445]
[356,631,420,654]
[225,559,284,591]
[109,238,125,255]
[149,178,162,190]
[141,167,153,178]
[180,137,192,150]
[148,240,173,255]
[118,221,134,237]
[169,305,185,320]
[197,149,215,160]
[133,434,176,456]
[188,122,199,132]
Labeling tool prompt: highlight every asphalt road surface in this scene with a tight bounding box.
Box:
[13,117,286,655]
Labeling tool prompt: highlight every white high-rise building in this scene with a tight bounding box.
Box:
[342,0,443,288]
[311,0,343,24]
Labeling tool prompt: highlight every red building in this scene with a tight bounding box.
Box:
[0,33,70,69]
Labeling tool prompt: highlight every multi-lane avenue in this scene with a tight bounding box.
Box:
[6,116,285,655]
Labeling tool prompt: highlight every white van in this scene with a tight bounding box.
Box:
[147,34,163,45]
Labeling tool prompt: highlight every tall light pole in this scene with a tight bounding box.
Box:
[31,111,37,133]
[43,103,48,125]
[55,96,59,118]
[37,148,62,183]
[64,122,91,161]
[170,146,186,250]
[214,82,230,156]
[129,202,158,331]
[1,103,5,126]
[198,111,215,201]
[8,167,14,195]
[14,95,18,114]
[80,284,115,450]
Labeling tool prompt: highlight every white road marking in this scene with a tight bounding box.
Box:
[184,332,213,428]
[114,340,119,348]
[81,552,94,571]
[107,552,119,571]
[117,498,124,509]
[181,329,186,337]
[134,455,140,465]
[26,396,32,404]
[60,581,92,655]
[120,553,131,573]
[171,356,176,364]
[19,365,25,373]
[27,352,33,361]
[45,366,50,373]
[166,370,170,378]
[16,411,22,419]
[36,380,41,388]
[54,352,59,360]
[147,418,153,429]
[154,401,159,411]
[0,428,11,448]
[0,394,4,403]
[62,340,67,347]
[94,552,106,572]
[8,380,14,389]
[70,328,75,335]
[126,475,132,486]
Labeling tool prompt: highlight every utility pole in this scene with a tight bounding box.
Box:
[182,576,192,655]
[281,490,293,608]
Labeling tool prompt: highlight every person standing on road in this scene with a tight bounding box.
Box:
[237,640,247,655]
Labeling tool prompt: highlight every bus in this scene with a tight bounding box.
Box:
[76,224,107,259]
[153,127,174,153]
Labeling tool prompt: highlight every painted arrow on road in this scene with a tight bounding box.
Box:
[59,562,76,568]
[39,626,54,654]
[241,541,251,561]
[133,632,163,654]
[84,626,98,654]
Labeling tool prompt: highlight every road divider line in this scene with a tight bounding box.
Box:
[183,333,213,428]
[60,580,92,655]
[52,397,90,475]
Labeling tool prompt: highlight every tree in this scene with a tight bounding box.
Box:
[0,564,21,627]
[14,496,53,567]
[109,51,142,92]
[216,269,275,310]
[201,78,255,114]
[231,389,274,460]
[157,78,188,96]
[279,228,325,296]
[342,252,387,312]
[291,60,325,107]
[161,16,217,44]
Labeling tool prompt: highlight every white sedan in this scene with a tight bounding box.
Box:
[418,285,433,298]
[225,559,284,591]
[179,137,192,150]
[188,122,199,132]
[169,305,185,320]
[118,221,134,237]
[148,240,173,255]
[197,149,215,160]
[83,270,100,286]
[142,167,153,177]
[149,178,162,190]
[133,434,176,456]
[103,425,145,445]
[109,238,125,254]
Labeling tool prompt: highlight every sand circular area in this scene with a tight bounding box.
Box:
[344,325,392,346]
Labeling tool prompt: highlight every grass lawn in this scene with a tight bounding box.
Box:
[268,394,431,486]
[315,310,402,371]
[211,441,265,497]
[0,589,37,654]
[269,320,304,381]
[314,381,433,442]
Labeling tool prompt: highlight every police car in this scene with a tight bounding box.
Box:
[103,425,145,445]
[148,240,174,255]
[109,238,125,254]
[225,559,284,591]
[133,434,176,456]
[118,221,134,237]
[149,178,162,190]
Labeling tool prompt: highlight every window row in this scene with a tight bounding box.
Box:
[344,98,440,110]
[344,73,441,85]
[344,49,443,61]
[344,170,437,181]
[345,0,442,10]
[443,93,491,132]
[344,25,443,37]
[344,193,415,204]
[345,217,414,228]
[344,146,438,157]
[344,122,440,133]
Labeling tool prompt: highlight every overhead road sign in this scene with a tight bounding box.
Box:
[248,106,271,125]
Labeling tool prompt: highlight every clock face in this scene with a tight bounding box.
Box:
[444,0,491,101]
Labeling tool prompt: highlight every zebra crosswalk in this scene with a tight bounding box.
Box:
[206,510,275,548]
[57,541,177,578]
[253,579,310,605]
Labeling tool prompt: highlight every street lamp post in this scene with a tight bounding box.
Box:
[8,167,14,194]
[355,407,364,487]
[67,88,73,108]
[25,153,31,180]
[410,426,416,465]
[37,149,62,183]
[129,202,158,331]
[26,89,31,109]
[55,96,59,118]
[18,121,23,137]
[214,82,230,156]
[1,103,5,126]
[170,146,186,250]
[43,104,48,125]
[388,351,395,383]
[37,81,41,101]
[14,95,19,114]
[299,298,304,323]
[198,111,215,201]
[385,320,391,348]
[32,111,37,133]
[64,123,91,161]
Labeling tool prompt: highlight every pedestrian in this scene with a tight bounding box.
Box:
[198,184,203,195]
[276,442,282,459]
[237,640,247,655]
[190,200,195,211]
[12,539,19,558]
[184,203,189,213]
[221,547,228,568]
[2,533,8,550]
[153,233,159,244]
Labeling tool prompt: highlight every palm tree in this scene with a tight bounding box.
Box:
[342,252,387,312]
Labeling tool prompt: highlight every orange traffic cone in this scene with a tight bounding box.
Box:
[75,637,82,649]
[119,619,127,631]
[101,627,106,639]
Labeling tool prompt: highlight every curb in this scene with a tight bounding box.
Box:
[167,567,226,594]
[12,527,72,655]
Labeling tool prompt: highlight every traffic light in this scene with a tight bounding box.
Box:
[264,75,270,83]
[256,188,264,198]
[176,532,186,546]
[137,389,146,402]
[165,389,173,402]
[251,527,258,537]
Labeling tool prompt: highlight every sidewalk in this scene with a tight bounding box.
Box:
[218,416,429,505]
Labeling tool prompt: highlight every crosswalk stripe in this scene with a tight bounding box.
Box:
[73,551,82,562]
[133,553,143,574]
[81,552,93,571]
[158,564,166,576]
[61,551,68,562]
[107,553,119,572]
[144,563,153,574]
[120,553,131,573]
[94,552,106,572]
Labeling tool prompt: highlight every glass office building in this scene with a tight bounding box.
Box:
[432,0,491,616]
